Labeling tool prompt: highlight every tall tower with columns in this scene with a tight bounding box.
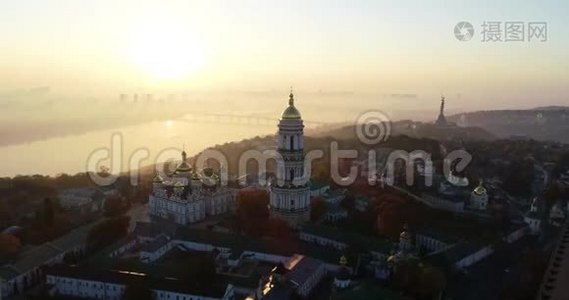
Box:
[269,90,311,226]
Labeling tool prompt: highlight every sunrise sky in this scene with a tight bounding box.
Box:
[0,0,568,176]
[0,0,567,108]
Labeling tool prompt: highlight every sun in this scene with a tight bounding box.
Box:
[127,23,206,80]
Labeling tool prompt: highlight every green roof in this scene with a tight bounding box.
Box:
[51,222,96,251]
[355,194,369,202]
[0,221,96,280]
[416,227,460,244]
[310,180,329,190]
[301,224,394,254]
[85,235,137,264]
[427,241,487,267]
[173,226,344,265]
[327,203,347,214]
[332,279,411,300]
[0,266,19,281]
[6,244,61,279]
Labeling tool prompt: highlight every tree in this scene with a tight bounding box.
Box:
[104,196,125,217]
[236,190,269,236]
[502,160,535,197]
[267,218,295,240]
[63,251,82,265]
[414,265,446,299]
[310,197,327,221]
[123,278,154,300]
[86,216,130,254]
[43,197,55,226]
[0,233,21,258]
[0,199,12,226]
[544,184,561,208]
[340,193,355,213]
[376,193,405,239]
[175,253,217,286]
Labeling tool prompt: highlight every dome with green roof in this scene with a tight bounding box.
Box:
[175,162,192,174]
[153,174,164,183]
[281,91,302,120]
[175,150,193,174]
[473,181,487,195]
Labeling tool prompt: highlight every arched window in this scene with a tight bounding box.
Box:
[290,169,294,181]
[290,136,294,150]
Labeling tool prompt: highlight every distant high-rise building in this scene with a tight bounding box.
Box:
[269,91,311,226]
[119,93,128,102]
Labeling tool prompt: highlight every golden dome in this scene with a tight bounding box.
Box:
[175,161,192,174]
[174,181,185,188]
[473,182,486,195]
[282,106,301,119]
[281,91,302,120]
[153,174,164,183]
[387,252,405,265]
[399,224,411,240]
[175,150,192,174]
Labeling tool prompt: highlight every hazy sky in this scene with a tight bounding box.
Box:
[0,0,568,109]
[0,0,568,176]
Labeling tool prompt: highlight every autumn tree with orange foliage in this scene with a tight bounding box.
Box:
[376,193,406,239]
[0,233,21,258]
[236,189,270,236]
[310,197,327,221]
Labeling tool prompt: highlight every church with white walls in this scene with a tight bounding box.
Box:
[149,150,233,224]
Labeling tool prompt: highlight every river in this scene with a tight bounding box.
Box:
[0,116,277,177]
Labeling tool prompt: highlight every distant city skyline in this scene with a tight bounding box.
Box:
[0,0,567,110]
[0,0,568,177]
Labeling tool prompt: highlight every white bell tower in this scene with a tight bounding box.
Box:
[269,90,311,226]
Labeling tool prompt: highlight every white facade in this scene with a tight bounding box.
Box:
[549,200,567,226]
[269,92,311,226]
[525,197,542,235]
[454,245,494,269]
[0,227,88,299]
[58,187,103,214]
[46,275,124,300]
[415,233,452,252]
[149,152,234,225]
[310,183,330,197]
[299,232,349,251]
[46,273,234,300]
[423,194,465,213]
[326,208,348,222]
